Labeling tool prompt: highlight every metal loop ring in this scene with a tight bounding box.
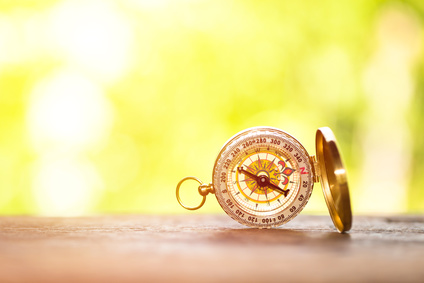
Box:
[176,177,207,210]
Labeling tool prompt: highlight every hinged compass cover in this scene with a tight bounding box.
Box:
[315,127,352,233]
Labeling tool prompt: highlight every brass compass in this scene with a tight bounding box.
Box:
[176,126,352,233]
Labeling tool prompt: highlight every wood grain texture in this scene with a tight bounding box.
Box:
[1,214,423,283]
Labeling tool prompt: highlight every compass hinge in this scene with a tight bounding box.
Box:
[309,155,320,183]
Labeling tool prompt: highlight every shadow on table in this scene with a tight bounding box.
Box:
[207,227,351,247]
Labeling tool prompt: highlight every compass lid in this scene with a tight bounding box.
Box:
[315,127,352,233]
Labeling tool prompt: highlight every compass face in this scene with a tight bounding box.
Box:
[212,127,314,228]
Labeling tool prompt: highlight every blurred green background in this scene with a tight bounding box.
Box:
[1,0,424,216]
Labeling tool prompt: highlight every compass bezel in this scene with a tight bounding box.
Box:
[212,127,314,228]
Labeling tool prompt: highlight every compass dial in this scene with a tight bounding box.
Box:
[213,127,314,228]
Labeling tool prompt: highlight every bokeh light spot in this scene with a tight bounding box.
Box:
[33,157,102,216]
[49,0,134,81]
[27,70,113,152]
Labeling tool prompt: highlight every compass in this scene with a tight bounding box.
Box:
[176,127,352,233]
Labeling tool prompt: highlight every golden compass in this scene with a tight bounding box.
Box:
[176,127,352,233]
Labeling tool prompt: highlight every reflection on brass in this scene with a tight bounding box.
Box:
[316,127,352,233]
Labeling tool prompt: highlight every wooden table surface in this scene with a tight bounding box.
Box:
[1,214,423,283]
